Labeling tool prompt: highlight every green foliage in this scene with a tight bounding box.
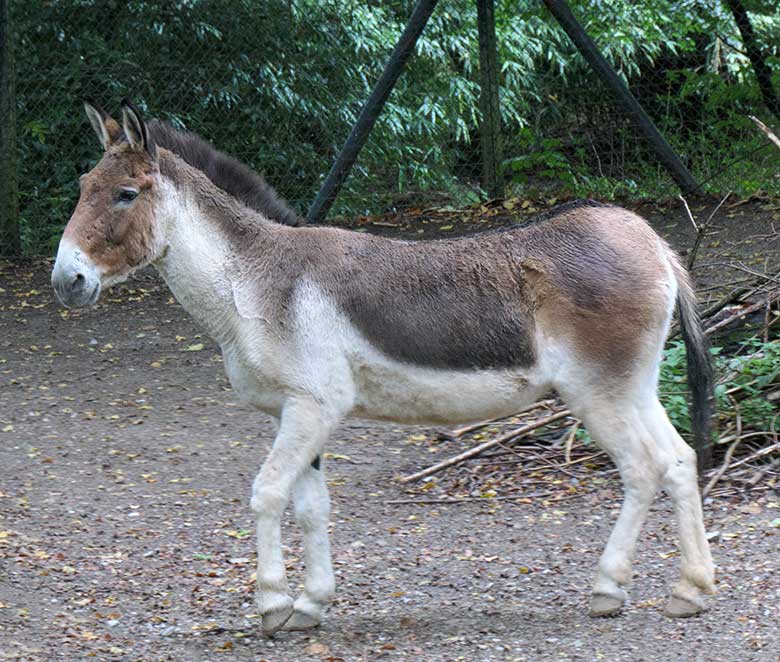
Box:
[660,338,780,437]
[507,128,576,187]
[10,0,780,253]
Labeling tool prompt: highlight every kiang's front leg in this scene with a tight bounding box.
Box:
[251,397,334,636]
[283,459,335,631]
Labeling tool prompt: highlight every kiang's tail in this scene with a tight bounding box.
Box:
[669,253,715,472]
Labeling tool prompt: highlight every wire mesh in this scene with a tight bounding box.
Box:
[2,0,780,256]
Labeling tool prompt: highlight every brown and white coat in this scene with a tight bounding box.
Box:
[52,100,717,635]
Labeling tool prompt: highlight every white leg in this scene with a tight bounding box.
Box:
[571,401,660,616]
[251,398,333,635]
[640,399,714,617]
[283,462,336,630]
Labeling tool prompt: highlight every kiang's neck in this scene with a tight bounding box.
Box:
[153,152,276,342]
[157,149,275,241]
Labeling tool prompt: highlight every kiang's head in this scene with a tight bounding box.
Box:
[52,100,164,307]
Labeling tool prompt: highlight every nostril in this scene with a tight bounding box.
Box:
[71,272,86,291]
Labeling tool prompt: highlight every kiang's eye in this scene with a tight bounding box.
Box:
[117,188,139,204]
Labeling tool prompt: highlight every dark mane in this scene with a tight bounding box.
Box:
[147,121,302,227]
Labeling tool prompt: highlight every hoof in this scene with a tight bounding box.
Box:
[664,595,705,618]
[589,593,625,617]
[283,609,321,631]
[262,604,294,636]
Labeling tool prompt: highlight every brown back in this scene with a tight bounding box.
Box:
[221,197,664,372]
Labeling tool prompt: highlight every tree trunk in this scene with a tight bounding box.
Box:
[476,0,504,199]
[0,0,21,256]
[726,0,780,122]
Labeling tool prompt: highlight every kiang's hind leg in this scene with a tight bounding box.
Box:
[561,379,713,618]
[564,391,662,616]
[638,398,714,617]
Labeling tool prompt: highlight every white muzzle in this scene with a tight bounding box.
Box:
[51,239,101,308]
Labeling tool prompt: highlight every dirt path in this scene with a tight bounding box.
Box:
[1,201,779,661]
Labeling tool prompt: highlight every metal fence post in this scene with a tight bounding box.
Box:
[476,0,504,199]
[1,0,21,256]
[542,0,701,195]
[307,0,439,223]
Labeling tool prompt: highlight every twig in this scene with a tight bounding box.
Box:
[679,195,698,233]
[764,296,772,344]
[703,192,732,226]
[442,400,555,440]
[702,397,741,498]
[563,422,580,465]
[749,115,780,150]
[558,450,607,468]
[746,457,780,488]
[723,263,780,286]
[713,430,776,446]
[668,274,768,339]
[701,280,767,318]
[746,414,780,487]
[684,191,731,271]
[702,438,742,498]
[704,289,780,336]
[398,409,572,483]
[724,440,780,471]
[385,492,555,505]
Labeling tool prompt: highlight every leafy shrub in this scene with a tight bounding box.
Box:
[10,0,780,253]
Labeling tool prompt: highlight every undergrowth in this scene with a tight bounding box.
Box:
[661,337,780,438]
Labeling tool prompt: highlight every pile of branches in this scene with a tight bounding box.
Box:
[397,272,780,504]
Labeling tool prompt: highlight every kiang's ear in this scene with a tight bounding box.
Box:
[83,99,122,150]
[120,98,157,159]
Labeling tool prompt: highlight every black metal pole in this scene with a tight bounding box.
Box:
[542,0,701,195]
[0,0,20,256]
[307,0,439,223]
[477,0,504,199]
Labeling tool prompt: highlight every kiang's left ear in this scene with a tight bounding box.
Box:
[84,99,122,150]
[120,98,157,159]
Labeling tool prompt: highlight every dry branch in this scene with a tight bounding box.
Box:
[441,399,555,440]
[399,409,572,483]
[704,289,780,336]
[703,399,742,497]
[679,191,731,271]
[668,273,774,339]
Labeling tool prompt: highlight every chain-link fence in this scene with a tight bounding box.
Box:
[2,0,780,256]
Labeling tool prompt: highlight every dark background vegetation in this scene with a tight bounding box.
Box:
[4,0,780,255]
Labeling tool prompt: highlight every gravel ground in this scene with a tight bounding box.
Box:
[1,199,779,661]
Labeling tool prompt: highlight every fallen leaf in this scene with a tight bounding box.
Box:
[305,643,329,655]
[323,452,351,461]
[225,529,252,539]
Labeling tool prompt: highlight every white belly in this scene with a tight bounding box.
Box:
[345,343,548,424]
